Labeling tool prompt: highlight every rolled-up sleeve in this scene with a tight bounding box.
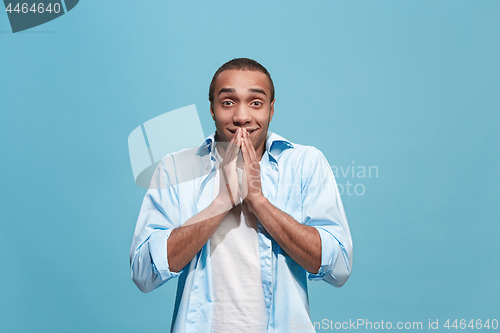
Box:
[310,227,339,278]
[130,156,183,293]
[301,148,353,287]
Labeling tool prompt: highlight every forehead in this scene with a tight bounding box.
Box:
[214,69,271,96]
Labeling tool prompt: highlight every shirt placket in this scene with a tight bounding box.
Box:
[259,151,279,331]
[186,145,217,333]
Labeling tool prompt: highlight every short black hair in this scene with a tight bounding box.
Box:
[209,58,275,108]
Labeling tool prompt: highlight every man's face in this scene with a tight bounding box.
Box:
[210,69,275,158]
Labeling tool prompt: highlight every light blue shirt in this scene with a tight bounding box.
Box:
[130,131,353,333]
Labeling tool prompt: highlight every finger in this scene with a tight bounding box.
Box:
[245,133,261,178]
[243,130,257,163]
[240,167,248,199]
[221,129,237,160]
[251,139,258,163]
[241,135,258,178]
[225,128,240,161]
[231,128,243,160]
[240,132,251,164]
[228,128,239,153]
[220,167,236,207]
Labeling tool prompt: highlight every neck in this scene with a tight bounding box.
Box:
[254,141,266,162]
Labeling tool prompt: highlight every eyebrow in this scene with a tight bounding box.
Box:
[218,88,235,96]
[217,87,267,96]
[249,88,267,96]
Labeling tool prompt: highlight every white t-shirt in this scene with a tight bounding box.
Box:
[210,147,267,333]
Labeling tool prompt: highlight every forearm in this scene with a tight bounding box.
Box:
[167,198,229,272]
[247,197,321,274]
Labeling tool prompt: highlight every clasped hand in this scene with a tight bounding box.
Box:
[216,127,263,211]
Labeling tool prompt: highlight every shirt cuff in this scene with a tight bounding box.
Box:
[308,227,340,280]
[149,229,182,281]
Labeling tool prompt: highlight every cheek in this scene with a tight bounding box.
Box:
[218,114,233,125]
[214,115,229,127]
[257,116,271,128]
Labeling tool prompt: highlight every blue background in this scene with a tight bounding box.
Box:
[1,0,499,332]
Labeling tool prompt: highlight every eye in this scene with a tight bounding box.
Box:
[222,100,234,106]
[251,101,263,107]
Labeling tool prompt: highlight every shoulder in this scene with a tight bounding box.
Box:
[270,133,326,169]
[157,143,211,186]
[288,143,324,159]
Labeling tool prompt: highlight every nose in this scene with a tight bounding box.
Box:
[232,105,252,126]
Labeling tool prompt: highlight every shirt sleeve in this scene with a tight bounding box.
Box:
[301,148,353,287]
[129,155,183,293]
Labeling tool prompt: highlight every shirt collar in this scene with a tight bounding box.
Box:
[196,131,294,160]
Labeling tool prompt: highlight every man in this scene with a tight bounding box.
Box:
[130,58,353,332]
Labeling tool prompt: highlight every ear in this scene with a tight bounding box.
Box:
[210,102,215,121]
[269,99,275,122]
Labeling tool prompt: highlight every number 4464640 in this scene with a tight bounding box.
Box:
[444,319,498,330]
[5,3,62,14]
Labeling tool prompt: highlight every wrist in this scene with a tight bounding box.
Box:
[212,196,233,215]
[246,194,268,215]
